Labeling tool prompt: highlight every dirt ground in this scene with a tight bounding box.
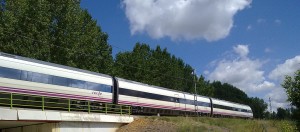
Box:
[117,117,297,132]
[117,118,177,132]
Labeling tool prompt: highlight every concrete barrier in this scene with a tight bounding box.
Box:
[0,107,133,131]
[2,122,123,132]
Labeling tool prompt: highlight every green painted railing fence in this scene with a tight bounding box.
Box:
[0,91,131,115]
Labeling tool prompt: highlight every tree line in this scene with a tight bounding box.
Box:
[1,0,299,123]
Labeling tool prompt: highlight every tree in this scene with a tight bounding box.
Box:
[291,107,300,121]
[197,75,214,96]
[264,111,271,119]
[0,0,113,74]
[282,70,300,128]
[276,107,290,120]
[114,43,194,92]
[282,70,300,108]
[114,43,152,83]
[211,81,249,105]
[248,97,268,119]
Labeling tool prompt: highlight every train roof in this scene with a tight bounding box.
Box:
[0,52,112,79]
[116,77,210,99]
[211,97,250,107]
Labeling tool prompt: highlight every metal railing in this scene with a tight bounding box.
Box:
[0,91,131,115]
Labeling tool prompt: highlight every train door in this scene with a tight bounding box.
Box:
[174,94,179,108]
[209,98,213,117]
[194,94,198,113]
[183,94,187,111]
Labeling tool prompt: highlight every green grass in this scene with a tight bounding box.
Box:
[147,116,298,132]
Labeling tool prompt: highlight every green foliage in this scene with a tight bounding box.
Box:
[150,117,298,132]
[278,120,298,132]
[114,43,272,117]
[248,97,268,119]
[197,75,214,96]
[290,107,300,129]
[276,107,291,120]
[264,111,277,119]
[211,81,249,104]
[291,107,300,121]
[114,43,195,92]
[282,69,300,129]
[0,0,268,119]
[114,43,216,96]
[282,70,300,109]
[0,0,113,74]
[210,81,269,119]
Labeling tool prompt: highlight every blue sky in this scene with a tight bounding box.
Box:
[81,0,300,111]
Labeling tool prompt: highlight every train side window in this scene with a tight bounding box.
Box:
[53,76,70,86]
[0,67,21,79]
[102,85,112,93]
[20,70,26,80]
[87,82,112,93]
[198,101,210,107]
[31,72,52,84]
[138,90,145,97]
[87,82,101,91]
[203,102,209,107]
[170,98,174,102]
[70,79,86,89]
[178,98,184,103]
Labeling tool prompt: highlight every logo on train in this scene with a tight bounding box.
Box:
[92,91,102,96]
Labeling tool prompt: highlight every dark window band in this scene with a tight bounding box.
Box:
[119,88,211,107]
[0,66,112,93]
[213,104,252,113]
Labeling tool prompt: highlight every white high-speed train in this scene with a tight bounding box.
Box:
[0,52,253,118]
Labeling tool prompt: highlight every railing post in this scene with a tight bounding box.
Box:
[42,96,44,111]
[10,93,13,109]
[88,101,90,113]
[129,106,131,115]
[120,105,122,115]
[105,103,107,114]
[68,99,71,112]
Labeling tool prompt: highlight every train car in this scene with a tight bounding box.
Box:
[0,52,253,118]
[0,52,114,104]
[195,95,212,116]
[115,77,190,115]
[231,103,253,118]
[211,98,253,118]
[182,93,197,115]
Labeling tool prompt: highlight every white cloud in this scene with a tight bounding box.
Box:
[264,48,272,53]
[207,45,271,93]
[233,45,249,58]
[206,45,297,110]
[122,0,252,41]
[246,25,252,30]
[274,19,281,25]
[257,18,266,24]
[203,70,210,75]
[269,56,300,81]
[265,88,289,112]
[257,81,275,91]
[265,55,300,111]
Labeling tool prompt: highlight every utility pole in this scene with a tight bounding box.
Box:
[193,69,198,115]
[194,69,197,95]
[269,97,272,112]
